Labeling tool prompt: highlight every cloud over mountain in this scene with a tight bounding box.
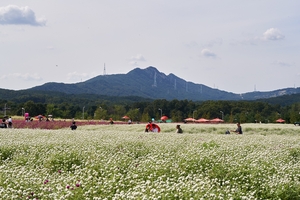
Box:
[129,54,146,66]
[66,71,92,82]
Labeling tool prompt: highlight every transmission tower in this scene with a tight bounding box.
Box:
[152,72,157,87]
[103,63,106,76]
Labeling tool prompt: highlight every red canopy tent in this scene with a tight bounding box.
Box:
[122,116,130,122]
[210,118,224,123]
[184,117,195,122]
[195,118,209,123]
[276,118,285,123]
[161,116,168,121]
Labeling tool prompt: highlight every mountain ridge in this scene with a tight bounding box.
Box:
[7,66,300,101]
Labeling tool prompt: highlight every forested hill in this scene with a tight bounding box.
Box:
[27,67,300,101]
[0,89,152,105]
[2,87,300,107]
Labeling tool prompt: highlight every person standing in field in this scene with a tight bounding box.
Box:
[231,122,243,134]
[7,116,12,128]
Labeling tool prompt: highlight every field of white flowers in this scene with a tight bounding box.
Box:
[0,123,300,200]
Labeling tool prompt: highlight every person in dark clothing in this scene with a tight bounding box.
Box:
[70,121,77,130]
[231,123,243,134]
[1,118,7,128]
[176,125,183,133]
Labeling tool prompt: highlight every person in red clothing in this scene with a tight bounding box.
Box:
[145,121,161,132]
[145,122,151,132]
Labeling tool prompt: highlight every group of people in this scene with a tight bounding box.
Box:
[0,117,13,128]
[144,121,184,133]
[69,119,242,134]
[145,122,243,134]
[144,122,242,134]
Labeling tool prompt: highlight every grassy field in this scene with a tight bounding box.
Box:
[0,123,300,199]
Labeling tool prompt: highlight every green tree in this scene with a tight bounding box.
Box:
[94,107,108,120]
[126,108,140,122]
[23,101,46,117]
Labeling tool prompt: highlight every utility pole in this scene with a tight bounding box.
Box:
[220,111,224,120]
[82,106,85,119]
[4,103,10,116]
[158,108,162,119]
[22,108,25,117]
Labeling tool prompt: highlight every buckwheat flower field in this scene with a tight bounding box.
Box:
[1,123,300,199]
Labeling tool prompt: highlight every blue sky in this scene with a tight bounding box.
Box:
[1,1,299,93]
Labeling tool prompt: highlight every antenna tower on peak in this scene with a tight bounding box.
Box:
[152,72,157,87]
[103,63,106,76]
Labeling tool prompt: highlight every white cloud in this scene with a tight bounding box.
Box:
[0,73,42,81]
[0,5,46,26]
[129,54,146,66]
[263,28,284,41]
[130,54,146,62]
[66,71,90,81]
[201,49,217,58]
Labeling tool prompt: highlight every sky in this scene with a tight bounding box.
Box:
[0,1,299,94]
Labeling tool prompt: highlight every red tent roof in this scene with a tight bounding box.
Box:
[184,117,195,122]
[195,118,209,123]
[276,118,285,123]
[210,118,224,123]
[161,116,168,121]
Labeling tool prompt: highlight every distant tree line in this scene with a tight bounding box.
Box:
[1,98,300,123]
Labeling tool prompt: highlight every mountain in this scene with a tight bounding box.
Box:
[27,66,300,101]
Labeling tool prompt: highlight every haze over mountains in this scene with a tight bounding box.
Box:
[23,67,299,101]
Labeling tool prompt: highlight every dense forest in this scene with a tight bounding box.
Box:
[1,92,300,123]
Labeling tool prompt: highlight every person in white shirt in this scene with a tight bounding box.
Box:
[7,117,12,128]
